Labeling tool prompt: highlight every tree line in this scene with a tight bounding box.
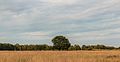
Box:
[0,36,119,51]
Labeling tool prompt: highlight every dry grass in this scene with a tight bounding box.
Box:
[0,50,120,62]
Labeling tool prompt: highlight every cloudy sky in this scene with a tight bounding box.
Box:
[0,0,120,46]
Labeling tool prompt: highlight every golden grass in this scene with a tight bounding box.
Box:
[0,50,120,62]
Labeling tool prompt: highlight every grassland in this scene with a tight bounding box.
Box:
[0,50,120,62]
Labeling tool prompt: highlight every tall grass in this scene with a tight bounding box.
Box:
[0,50,120,62]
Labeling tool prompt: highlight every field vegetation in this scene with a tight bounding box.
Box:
[0,51,120,62]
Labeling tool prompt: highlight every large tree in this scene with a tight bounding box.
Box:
[52,36,71,50]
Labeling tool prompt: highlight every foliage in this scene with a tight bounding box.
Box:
[0,43,118,51]
[0,36,119,51]
[68,44,81,50]
[52,36,71,50]
[0,43,15,50]
[82,44,116,50]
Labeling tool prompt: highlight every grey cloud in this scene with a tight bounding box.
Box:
[0,0,120,46]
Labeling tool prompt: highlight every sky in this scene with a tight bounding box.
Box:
[0,0,120,47]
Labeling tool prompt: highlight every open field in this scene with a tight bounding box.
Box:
[0,51,120,62]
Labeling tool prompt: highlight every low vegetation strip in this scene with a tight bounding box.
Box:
[0,36,119,51]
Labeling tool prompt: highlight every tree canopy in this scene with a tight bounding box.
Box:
[52,36,71,50]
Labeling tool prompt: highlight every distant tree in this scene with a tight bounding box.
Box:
[82,45,87,50]
[68,44,81,50]
[106,46,115,50]
[96,45,106,49]
[52,36,71,50]
[0,43,15,50]
[14,43,21,50]
[81,44,117,50]
[68,46,76,50]
[74,44,81,50]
